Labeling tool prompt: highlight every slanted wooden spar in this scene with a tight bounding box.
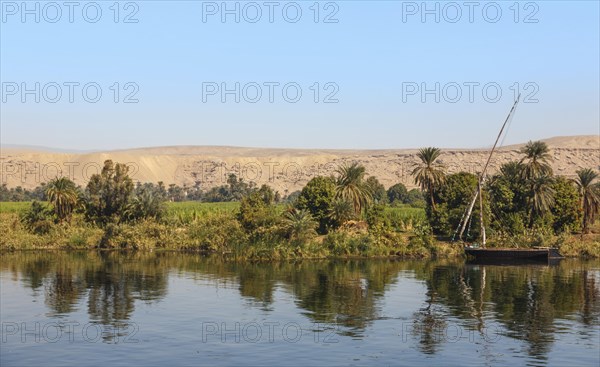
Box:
[456,94,521,243]
[453,94,563,260]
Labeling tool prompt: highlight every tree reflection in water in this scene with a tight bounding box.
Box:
[416,261,600,360]
[1,251,598,357]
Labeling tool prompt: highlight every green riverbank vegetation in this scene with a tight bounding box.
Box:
[1,141,598,259]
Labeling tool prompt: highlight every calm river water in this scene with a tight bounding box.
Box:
[1,252,598,366]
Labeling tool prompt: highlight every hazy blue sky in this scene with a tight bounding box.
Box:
[1,0,599,150]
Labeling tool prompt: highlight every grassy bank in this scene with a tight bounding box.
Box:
[0,201,35,213]
[1,201,597,259]
[0,201,462,259]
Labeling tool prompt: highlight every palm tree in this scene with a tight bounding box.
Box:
[21,200,53,234]
[328,198,355,227]
[499,161,524,180]
[519,141,553,180]
[124,188,166,221]
[334,163,372,215]
[45,177,80,223]
[527,175,555,227]
[411,147,446,209]
[575,169,600,234]
[282,208,317,242]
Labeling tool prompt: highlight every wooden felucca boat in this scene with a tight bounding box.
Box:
[454,94,563,261]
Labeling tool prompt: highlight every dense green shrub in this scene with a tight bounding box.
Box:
[366,176,387,204]
[487,162,582,236]
[551,177,582,234]
[237,185,280,238]
[406,189,426,208]
[124,188,167,222]
[98,220,183,250]
[296,176,337,234]
[85,160,134,224]
[20,201,53,235]
[387,183,408,204]
[427,172,488,239]
[186,213,247,252]
[324,231,369,256]
[366,204,391,232]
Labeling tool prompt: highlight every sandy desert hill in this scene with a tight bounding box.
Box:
[1,135,598,194]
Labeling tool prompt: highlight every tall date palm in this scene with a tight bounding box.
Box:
[500,161,524,181]
[575,168,600,234]
[527,174,555,227]
[45,177,80,223]
[519,141,553,180]
[412,147,446,210]
[518,141,556,227]
[334,163,372,216]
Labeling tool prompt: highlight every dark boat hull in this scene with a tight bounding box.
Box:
[465,257,563,266]
[464,247,563,261]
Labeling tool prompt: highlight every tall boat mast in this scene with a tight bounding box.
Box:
[456,94,521,244]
